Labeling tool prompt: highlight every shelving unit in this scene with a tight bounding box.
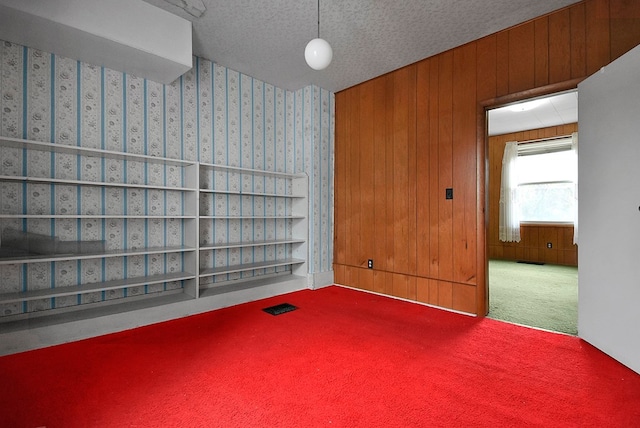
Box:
[0,137,309,354]
[0,136,199,322]
[197,162,308,297]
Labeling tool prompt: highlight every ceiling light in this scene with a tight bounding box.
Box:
[305,0,332,70]
[508,98,549,112]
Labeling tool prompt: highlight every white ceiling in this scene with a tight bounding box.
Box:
[488,91,578,136]
[143,0,579,92]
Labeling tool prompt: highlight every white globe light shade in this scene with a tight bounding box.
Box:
[305,38,333,70]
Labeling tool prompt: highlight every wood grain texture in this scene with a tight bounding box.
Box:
[429,58,441,279]
[610,0,640,60]
[549,8,572,84]
[333,91,347,266]
[476,35,497,102]
[416,277,430,304]
[452,43,477,285]
[359,80,375,269]
[534,18,550,87]
[453,283,477,314]
[570,3,587,79]
[508,22,535,94]
[358,267,374,292]
[333,0,640,314]
[384,76,396,272]
[438,51,454,282]
[373,76,389,272]
[416,60,431,277]
[496,32,510,97]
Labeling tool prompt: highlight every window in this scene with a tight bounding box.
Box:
[516,139,576,223]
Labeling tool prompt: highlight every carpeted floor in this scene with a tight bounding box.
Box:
[1,285,638,427]
[488,259,578,335]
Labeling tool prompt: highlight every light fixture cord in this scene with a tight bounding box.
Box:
[317,0,320,39]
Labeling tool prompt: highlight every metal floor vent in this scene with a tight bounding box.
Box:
[517,260,545,265]
[263,303,298,316]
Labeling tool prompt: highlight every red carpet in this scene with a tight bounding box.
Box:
[1,285,639,427]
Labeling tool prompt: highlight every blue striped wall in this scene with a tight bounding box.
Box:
[0,40,334,302]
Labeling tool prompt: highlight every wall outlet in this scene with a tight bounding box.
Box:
[367,259,373,269]
[547,242,552,249]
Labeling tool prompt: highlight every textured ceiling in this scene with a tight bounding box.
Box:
[488,91,578,136]
[143,0,579,92]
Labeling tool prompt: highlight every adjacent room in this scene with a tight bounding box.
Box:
[1,0,639,426]
[486,91,579,335]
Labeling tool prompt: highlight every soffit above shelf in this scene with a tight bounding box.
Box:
[0,0,192,84]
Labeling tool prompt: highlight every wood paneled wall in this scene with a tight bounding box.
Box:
[334,0,640,315]
[488,124,579,266]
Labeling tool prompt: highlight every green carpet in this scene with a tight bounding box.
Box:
[488,259,578,335]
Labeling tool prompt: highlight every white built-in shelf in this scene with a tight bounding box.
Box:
[0,136,194,167]
[0,271,196,304]
[199,161,305,179]
[200,215,304,220]
[199,188,304,198]
[197,167,308,295]
[0,214,196,219]
[0,136,199,323]
[0,136,308,333]
[0,245,195,265]
[199,258,305,278]
[200,238,305,251]
[0,175,194,192]
[198,273,307,298]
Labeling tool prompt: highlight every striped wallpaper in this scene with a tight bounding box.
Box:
[0,39,334,312]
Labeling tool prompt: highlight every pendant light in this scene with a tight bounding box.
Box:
[305,0,332,70]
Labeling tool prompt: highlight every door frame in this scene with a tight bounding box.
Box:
[476,78,584,316]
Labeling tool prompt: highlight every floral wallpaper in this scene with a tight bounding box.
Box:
[0,39,334,316]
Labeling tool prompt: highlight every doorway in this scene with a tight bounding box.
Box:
[485,91,578,335]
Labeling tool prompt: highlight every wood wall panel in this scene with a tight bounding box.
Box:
[333,92,347,266]
[585,0,610,75]
[508,22,535,94]
[392,66,417,275]
[372,270,385,294]
[428,279,439,306]
[438,281,453,309]
[333,0,640,315]
[476,35,497,102]
[334,263,345,285]
[452,43,477,285]
[570,3,588,79]
[548,8,572,84]
[384,76,396,272]
[359,80,375,270]
[428,58,440,279]
[453,283,477,314]
[358,268,374,292]
[373,76,390,272]
[496,32,510,97]
[438,52,454,281]
[416,61,431,277]
[416,277,429,304]
[407,70,418,276]
[534,18,550,87]
[392,273,417,301]
[610,0,640,60]
[344,265,358,289]
[344,88,358,267]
